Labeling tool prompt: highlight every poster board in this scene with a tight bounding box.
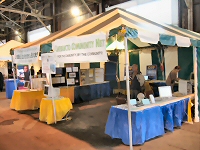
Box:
[41,53,56,74]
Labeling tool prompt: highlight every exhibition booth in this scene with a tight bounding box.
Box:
[7,8,200,145]
[0,40,24,95]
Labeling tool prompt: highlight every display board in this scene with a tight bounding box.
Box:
[17,65,30,81]
[146,65,157,80]
[94,68,104,83]
[51,67,66,87]
[41,53,56,74]
[66,67,80,86]
[80,68,104,85]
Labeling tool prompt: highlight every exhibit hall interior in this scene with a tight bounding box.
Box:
[0,0,200,150]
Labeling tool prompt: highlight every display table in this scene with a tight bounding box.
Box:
[74,81,111,103]
[10,90,45,111]
[39,97,72,124]
[60,86,74,103]
[105,94,194,145]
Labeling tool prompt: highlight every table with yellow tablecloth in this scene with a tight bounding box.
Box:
[10,90,45,111]
[39,97,73,124]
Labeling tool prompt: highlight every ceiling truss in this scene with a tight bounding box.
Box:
[0,0,101,39]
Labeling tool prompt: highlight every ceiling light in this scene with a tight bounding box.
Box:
[71,6,80,16]
[15,31,19,34]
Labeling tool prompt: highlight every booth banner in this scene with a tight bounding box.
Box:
[52,33,108,63]
[14,45,40,64]
[41,53,56,74]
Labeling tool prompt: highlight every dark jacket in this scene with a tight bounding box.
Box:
[0,72,4,91]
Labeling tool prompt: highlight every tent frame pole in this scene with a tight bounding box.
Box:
[124,37,133,149]
[193,46,199,122]
[11,55,17,90]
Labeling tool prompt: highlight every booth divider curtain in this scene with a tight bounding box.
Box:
[197,47,200,118]
[129,51,140,70]
[152,49,164,80]
[178,47,193,80]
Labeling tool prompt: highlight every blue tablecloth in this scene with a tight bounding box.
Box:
[161,98,189,131]
[74,82,111,103]
[5,79,19,99]
[105,97,190,145]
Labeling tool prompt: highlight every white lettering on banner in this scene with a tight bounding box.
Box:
[14,45,40,64]
[52,33,108,63]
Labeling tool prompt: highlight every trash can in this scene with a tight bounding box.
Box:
[5,79,19,99]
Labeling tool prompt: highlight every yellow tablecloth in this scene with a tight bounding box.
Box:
[39,97,73,124]
[10,90,45,111]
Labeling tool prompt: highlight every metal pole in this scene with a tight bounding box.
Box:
[193,46,199,122]
[11,55,17,90]
[49,73,57,124]
[29,65,32,89]
[124,37,133,149]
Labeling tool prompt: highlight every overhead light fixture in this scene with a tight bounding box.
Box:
[71,6,80,16]
[15,31,19,34]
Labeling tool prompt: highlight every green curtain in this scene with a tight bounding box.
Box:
[41,43,52,54]
[151,49,164,80]
[178,47,193,80]
[129,51,140,70]
[74,63,80,68]
[90,62,100,68]
[197,47,200,118]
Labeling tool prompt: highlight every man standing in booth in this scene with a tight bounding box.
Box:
[130,64,145,99]
[166,66,181,92]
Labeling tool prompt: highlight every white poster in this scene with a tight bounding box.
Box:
[41,53,56,74]
[52,33,108,63]
[14,45,40,64]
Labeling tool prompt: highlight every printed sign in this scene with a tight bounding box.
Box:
[146,65,157,80]
[52,33,108,63]
[14,45,40,64]
[41,53,56,74]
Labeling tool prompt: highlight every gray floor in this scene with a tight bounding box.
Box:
[0,92,199,150]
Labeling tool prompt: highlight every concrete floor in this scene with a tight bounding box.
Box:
[0,92,199,150]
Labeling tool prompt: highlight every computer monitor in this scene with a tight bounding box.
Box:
[158,86,172,98]
[44,85,49,96]
[144,76,148,80]
[24,81,29,88]
[44,85,60,98]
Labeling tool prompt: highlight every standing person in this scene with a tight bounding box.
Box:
[38,67,42,74]
[0,72,4,92]
[30,66,35,77]
[8,66,13,78]
[166,66,181,92]
[130,64,145,99]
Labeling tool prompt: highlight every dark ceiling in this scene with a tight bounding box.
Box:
[0,0,130,38]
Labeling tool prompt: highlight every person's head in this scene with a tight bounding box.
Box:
[24,65,28,72]
[40,67,42,70]
[174,66,181,72]
[31,66,34,69]
[132,64,138,72]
